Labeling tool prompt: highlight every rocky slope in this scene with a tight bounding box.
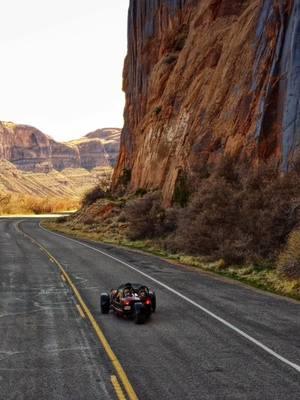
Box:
[0,122,121,172]
[113,0,300,204]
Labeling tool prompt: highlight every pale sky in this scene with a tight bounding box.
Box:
[0,0,128,141]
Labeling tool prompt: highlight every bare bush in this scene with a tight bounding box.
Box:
[166,164,300,264]
[124,192,168,240]
[81,172,113,207]
[82,186,110,207]
[167,177,244,263]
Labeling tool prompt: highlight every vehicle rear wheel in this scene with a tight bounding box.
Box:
[151,293,156,313]
[134,302,146,324]
[100,293,110,314]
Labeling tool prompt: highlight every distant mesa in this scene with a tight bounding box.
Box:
[68,128,121,168]
[0,122,121,173]
[85,127,121,141]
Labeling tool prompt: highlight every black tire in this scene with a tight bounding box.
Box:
[134,302,146,324]
[100,293,110,314]
[150,292,156,313]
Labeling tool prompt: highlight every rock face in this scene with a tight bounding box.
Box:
[0,122,121,172]
[113,0,300,204]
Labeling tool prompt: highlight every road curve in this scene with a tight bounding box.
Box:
[0,219,116,400]
[1,218,300,400]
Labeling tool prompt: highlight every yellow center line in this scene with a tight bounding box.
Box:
[76,304,86,319]
[61,274,66,282]
[16,221,138,400]
[111,375,127,400]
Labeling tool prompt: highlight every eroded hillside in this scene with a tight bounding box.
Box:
[0,159,112,199]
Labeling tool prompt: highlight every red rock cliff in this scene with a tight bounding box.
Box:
[113,0,300,204]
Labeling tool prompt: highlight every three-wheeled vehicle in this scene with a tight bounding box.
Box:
[100,282,156,324]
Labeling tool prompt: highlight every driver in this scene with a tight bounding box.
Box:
[123,287,132,297]
[138,288,147,298]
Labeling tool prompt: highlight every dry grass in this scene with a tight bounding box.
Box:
[0,193,79,215]
[277,230,300,280]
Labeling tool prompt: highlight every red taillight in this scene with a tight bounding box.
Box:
[145,298,151,305]
[123,300,131,306]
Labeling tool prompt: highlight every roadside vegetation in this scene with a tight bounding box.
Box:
[44,160,300,300]
[0,193,79,215]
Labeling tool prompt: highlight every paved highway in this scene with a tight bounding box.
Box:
[0,218,299,399]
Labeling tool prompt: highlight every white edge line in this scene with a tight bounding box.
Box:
[38,222,300,373]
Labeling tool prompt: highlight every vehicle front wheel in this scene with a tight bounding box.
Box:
[100,293,110,314]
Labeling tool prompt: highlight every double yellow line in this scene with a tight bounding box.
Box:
[16,221,138,400]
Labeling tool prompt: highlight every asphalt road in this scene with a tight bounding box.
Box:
[0,219,116,400]
[1,218,300,399]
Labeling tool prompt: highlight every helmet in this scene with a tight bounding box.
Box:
[124,282,132,288]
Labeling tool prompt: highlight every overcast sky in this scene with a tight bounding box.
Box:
[0,0,128,141]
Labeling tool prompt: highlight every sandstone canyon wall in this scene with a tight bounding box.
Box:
[0,122,121,172]
[113,0,300,204]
